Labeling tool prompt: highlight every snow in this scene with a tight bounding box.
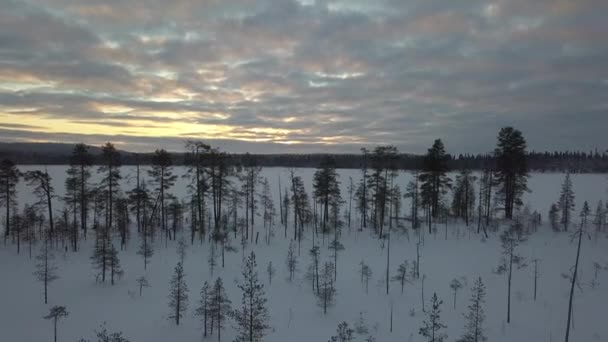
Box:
[1,166,607,342]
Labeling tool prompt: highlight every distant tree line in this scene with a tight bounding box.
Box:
[2,143,607,172]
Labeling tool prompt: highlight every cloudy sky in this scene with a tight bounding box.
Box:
[0,0,606,154]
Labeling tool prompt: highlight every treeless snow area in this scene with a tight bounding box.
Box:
[1,166,607,342]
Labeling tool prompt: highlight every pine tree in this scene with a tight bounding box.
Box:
[195,281,211,337]
[286,240,298,282]
[593,200,605,232]
[44,305,69,342]
[404,173,420,229]
[91,228,112,283]
[451,170,476,226]
[98,142,122,234]
[419,140,451,225]
[232,252,270,342]
[359,261,372,294]
[24,170,55,235]
[317,261,336,314]
[313,157,341,234]
[329,321,355,342]
[450,278,463,310]
[266,261,275,286]
[149,149,177,242]
[69,144,93,240]
[558,172,575,231]
[494,127,528,219]
[419,293,447,342]
[34,235,58,304]
[457,277,487,342]
[549,203,560,231]
[184,141,211,239]
[496,223,527,323]
[392,260,411,294]
[108,243,124,286]
[1,159,20,239]
[209,278,232,342]
[168,262,189,325]
[309,246,320,293]
[136,276,150,296]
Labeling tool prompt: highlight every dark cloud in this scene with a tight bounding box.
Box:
[0,0,606,154]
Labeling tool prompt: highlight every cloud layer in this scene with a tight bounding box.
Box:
[1,0,607,153]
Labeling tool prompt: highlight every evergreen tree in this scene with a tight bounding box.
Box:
[68,144,93,239]
[34,235,58,304]
[313,157,341,234]
[359,260,372,294]
[451,170,476,226]
[317,261,336,314]
[266,261,275,286]
[98,143,122,233]
[286,240,298,282]
[0,159,20,238]
[90,227,112,283]
[209,277,232,342]
[44,305,69,342]
[450,278,463,310]
[549,203,560,231]
[195,281,211,337]
[329,321,355,342]
[184,140,211,238]
[149,149,177,242]
[232,252,270,342]
[419,293,447,342]
[457,277,487,342]
[593,200,605,232]
[168,262,189,325]
[496,223,527,323]
[392,260,411,294]
[557,172,575,231]
[494,127,528,219]
[404,173,420,229]
[136,276,149,296]
[419,140,451,227]
[24,170,56,235]
[108,243,124,286]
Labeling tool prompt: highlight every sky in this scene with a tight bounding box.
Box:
[0,0,607,154]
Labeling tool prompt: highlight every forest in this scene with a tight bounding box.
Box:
[0,126,607,342]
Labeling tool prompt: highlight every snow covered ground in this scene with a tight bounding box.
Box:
[1,166,607,342]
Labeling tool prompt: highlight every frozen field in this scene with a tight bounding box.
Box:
[1,166,607,342]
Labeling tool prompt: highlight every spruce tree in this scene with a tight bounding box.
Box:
[168,262,189,325]
[233,252,270,342]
